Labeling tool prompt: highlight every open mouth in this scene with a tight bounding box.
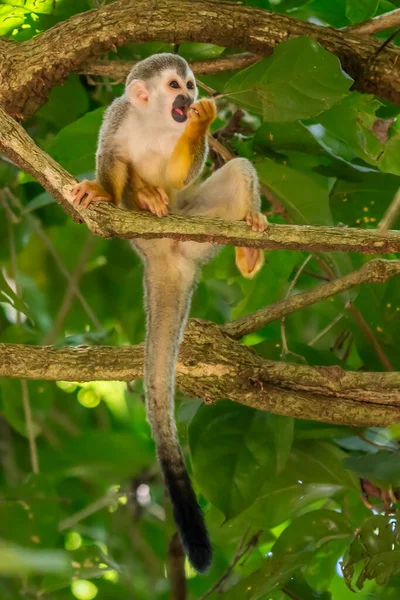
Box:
[171,106,187,123]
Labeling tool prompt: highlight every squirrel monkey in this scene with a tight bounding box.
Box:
[72,53,267,573]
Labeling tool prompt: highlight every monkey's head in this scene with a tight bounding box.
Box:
[125,53,197,127]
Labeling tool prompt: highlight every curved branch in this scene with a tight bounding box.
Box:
[345,8,400,36]
[3,0,400,116]
[1,106,400,255]
[80,54,260,81]
[224,259,400,339]
[0,320,399,427]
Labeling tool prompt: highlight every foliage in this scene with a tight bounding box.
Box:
[1,0,400,599]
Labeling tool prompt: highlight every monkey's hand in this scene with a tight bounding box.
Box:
[136,182,169,217]
[185,98,217,140]
[71,180,113,208]
[235,211,268,279]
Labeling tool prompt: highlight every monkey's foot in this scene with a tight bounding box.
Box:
[235,212,268,279]
[71,180,112,208]
[245,210,268,233]
[137,186,169,217]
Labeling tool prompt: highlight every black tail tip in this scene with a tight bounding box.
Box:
[161,459,213,573]
[186,537,213,574]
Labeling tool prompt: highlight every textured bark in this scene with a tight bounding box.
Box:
[1,320,400,427]
[1,104,400,254]
[2,0,400,118]
[345,8,400,35]
[81,54,260,80]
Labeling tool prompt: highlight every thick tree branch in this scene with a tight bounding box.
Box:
[345,8,400,36]
[0,321,399,427]
[3,0,400,117]
[80,54,260,81]
[224,259,400,339]
[1,105,400,255]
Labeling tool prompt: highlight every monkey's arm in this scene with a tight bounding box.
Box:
[166,98,216,190]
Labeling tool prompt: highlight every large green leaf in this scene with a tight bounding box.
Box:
[47,107,105,174]
[189,401,294,519]
[0,540,70,576]
[246,441,358,529]
[342,515,400,591]
[346,0,379,22]
[344,449,400,489]
[222,510,351,599]
[256,158,333,225]
[318,93,400,175]
[0,475,62,548]
[224,37,352,122]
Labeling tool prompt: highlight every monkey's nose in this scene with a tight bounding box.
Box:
[174,94,193,108]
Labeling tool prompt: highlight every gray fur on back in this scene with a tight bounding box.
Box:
[126,53,189,86]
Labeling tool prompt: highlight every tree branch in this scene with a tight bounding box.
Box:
[344,8,400,35]
[1,105,400,255]
[80,54,260,81]
[223,259,400,339]
[167,534,187,600]
[3,0,400,117]
[1,319,400,427]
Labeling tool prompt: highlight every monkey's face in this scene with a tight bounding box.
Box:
[127,68,197,127]
[155,69,197,125]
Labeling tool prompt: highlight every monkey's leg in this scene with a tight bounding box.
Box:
[180,158,267,278]
[71,154,127,207]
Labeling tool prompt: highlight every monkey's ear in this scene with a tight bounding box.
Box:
[127,80,149,106]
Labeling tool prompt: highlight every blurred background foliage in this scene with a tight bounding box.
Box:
[1,0,400,598]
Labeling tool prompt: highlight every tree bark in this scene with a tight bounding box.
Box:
[1,321,399,427]
[2,0,400,117]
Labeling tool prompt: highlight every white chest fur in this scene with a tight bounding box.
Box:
[116,114,183,188]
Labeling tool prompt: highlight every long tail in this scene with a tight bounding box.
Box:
[143,257,212,573]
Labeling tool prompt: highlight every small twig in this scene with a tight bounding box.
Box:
[347,303,393,371]
[21,380,39,474]
[282,587,299,600]
[223,259,400,339]
[281,255,313,356]
[43,233,97,344]
[379,186,400,232]
[5,189,102,331]
[167,533,187,600]
[373,27,400,59]
[308,313,345,347]
[344,8,400,35]
[198,530,262,600]
[58,490,117,531]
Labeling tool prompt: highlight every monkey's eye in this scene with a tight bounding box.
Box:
[187,81,194,90]
[169,81,180,89]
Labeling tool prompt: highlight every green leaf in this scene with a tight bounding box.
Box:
[47,107,105,174]
[222,510,351,599]
[37,75,89,129]
[0,379,53,438]
[224,37,352,122]
[0,475,62,548]
[189,401,294,519]
[0,539,70,576]
[246,441,358,529]
[346,0,379,23]
[0,271,31,317]
[256,157,333,225]
[344,449,400,489]
[39,430,154,483]
[342,515,400,591]
[318,93,400,176]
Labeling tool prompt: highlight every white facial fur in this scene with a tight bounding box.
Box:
[126,68,197,130]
